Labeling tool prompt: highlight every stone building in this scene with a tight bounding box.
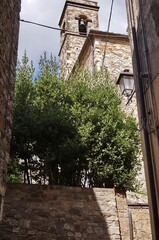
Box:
[125,0,159,239]
[59,0,132,81]
[0,0,21,220]
[59,0,99,77]
[0,0,152,239]
[59,0,146,190]
[58,0,138,121]
[75,30,132,81]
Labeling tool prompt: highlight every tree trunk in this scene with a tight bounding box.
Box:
[24,158,30,184]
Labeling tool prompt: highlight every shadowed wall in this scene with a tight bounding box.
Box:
[0,0,21,219]
[0,184,151,240]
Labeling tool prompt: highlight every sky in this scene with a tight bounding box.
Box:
[18,0,128,69]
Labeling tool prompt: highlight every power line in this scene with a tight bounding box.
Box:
[107,0,114,32]
[20,19,76,34]
[102,0,114,69]
[20,19,127,40]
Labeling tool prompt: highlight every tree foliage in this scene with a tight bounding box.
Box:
[10,50,36,183]
[9,52,141,190]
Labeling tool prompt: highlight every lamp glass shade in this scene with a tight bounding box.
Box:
[117,73,134,97]
[123,75,134,96]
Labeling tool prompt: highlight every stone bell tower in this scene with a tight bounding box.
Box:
[59,0,99,77]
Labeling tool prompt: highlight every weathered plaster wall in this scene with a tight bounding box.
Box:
[0,184,151,240]
[126,1,159,237]
[0,0,21,210]
[141,1,159,80]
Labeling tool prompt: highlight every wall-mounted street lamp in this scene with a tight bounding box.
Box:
[116,69,134,98]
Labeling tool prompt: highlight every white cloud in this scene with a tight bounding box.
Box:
[18,0,128,69]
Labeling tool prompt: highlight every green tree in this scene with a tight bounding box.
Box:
[7,158,22,183]
[63,69,141,189]
[9,53,141,190]
[10,50,36,183]
[34,53,87,185]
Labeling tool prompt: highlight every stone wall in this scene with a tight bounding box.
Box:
[60,34,87,77]
[59,0,99,78]
[127,192,152,239]
[78,32,139,119]
[0,0,21,218]
[130,207,151,239]
[78,33,132,81]
[0,183,151,240]
[59,0,99,42]
[68,0,98,7]
[94,39,132,81]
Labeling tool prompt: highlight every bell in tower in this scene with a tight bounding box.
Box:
[59,0,99,78]
[79,19,87,34]
[75,15,93,35]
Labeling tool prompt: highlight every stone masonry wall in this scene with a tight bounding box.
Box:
[59,0,99,78]
[94,39,132,80]
[0,184,151,240]
[60,34,87,77]
[79,36,133,81]
[59,1,99,46]
[65,4,99,34]
[68,0,98,7]
[130,207,151,239]
[127,192,152,239]
[78,35,138,117]
[0,0,21,215]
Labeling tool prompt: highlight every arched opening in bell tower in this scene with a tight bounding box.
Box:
[75,14,92,35]
[78,14,88,34]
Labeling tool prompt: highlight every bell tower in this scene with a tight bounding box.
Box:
[59,0,99,77]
